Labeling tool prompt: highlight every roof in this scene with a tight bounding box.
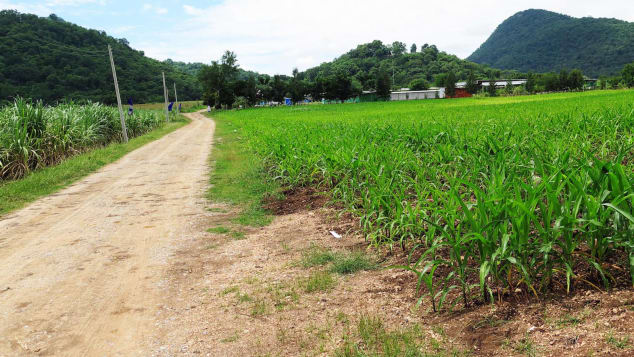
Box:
[391,89,444,94]
[481,80,527,86]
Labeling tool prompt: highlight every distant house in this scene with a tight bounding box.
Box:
[359,90,379,102]
[478,79,527,88]
[390,88,445,101]
[447,88,472,98]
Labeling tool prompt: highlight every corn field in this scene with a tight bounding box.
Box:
[216,91,634,310]
[0,98,163,180]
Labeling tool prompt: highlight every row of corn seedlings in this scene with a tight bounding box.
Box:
[0,98,162,180]
[216,90,634,311]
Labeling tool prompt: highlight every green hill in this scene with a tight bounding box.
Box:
[302,40,518,90]
[0,10,202,104]
[468,9,634,77]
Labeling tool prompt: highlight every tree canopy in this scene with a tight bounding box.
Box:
[0,10,201,104]
[468,9,634,77]
[302,40,518,92]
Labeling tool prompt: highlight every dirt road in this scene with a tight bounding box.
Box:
[0,111,214,356]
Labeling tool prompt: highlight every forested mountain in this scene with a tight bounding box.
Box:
[468,9,634,77]
[0,10,201,104]
[302,40,519,90]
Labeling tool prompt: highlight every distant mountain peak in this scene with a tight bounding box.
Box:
[468,9,634,76]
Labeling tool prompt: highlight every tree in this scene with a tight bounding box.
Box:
[433,73,447,87]
[568,69,584,90]
[309,76,325,101]
[376,68,392,99]
[542,73,560,91]
[445,72,456,97]
[487,76,497,97]
[622,62,634,88]
[409,78,429,91]
[465,71,478,94]
[504,79,513,95]
[598,76,608,90]
[558,69,569,91]
[410,43,417,53]
[331,70,354,101]
[525,72,535,93]
[289,68,305,103]
[245,75,257,105]
[390,41,406,56]
[271,75,287,102]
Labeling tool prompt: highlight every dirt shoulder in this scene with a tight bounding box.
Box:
[0,111,214,356]
[156,190,634,356]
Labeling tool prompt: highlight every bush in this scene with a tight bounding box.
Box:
[409,78,429,91]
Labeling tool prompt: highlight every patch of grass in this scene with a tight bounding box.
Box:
[206,114,278,227]
[220,331,240,343]
[230,230,246,240]
[555,314,582,328]
[471,315,507,330]
[330,252,376,275]
[220,286,239,296]
[304,271,336,293]
[251,299,268,316]
[206,207,228,213]
[605,332,630,349]
[237,292,252,303]
[207,226,230,234]
[512,337,538,357]
[267,282,299,311]
[334,315,446,357]
[205,244,219,250]
[0,116,189,215]
[301,245,338,268]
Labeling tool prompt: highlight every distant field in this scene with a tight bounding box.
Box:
[216,90,634,310]
[136,100,204,113]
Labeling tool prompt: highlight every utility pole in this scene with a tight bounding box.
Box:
[173,82,179,113]
[108,45,128,143]
[162,72,169,122]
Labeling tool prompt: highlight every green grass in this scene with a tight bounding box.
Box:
[215,90,634,310]
[513,338,537,356]
[605,332,631,349]
[300,245,375,274]
[304,271,336,293]
[207,226,231,234]
[329,252,376,275]
[205,112,277,227]
[334,315,466,357]
[301,245,338,267]
[230,230,246,240]
[0,115,188,215]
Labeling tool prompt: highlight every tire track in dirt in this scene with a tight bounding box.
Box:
[0,111,214,356]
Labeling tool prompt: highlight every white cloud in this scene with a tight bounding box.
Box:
[0,0,105,15]
[44,0,106,6]
[111,24,136,34]
[2,0,633,75]
[142,3,167,15]
[183,4,201,16]
[144,0,634,75]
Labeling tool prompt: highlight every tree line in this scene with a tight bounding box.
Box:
[0,10,201,105]
[200,46,634,108]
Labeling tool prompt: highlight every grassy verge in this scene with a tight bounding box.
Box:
[0,115,189,215]
[204,112,278,226]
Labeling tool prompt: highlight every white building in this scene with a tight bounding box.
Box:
[480,79,527,88]
[390,88,445,101]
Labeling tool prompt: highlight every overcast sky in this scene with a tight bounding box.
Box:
[2,0,633,75]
